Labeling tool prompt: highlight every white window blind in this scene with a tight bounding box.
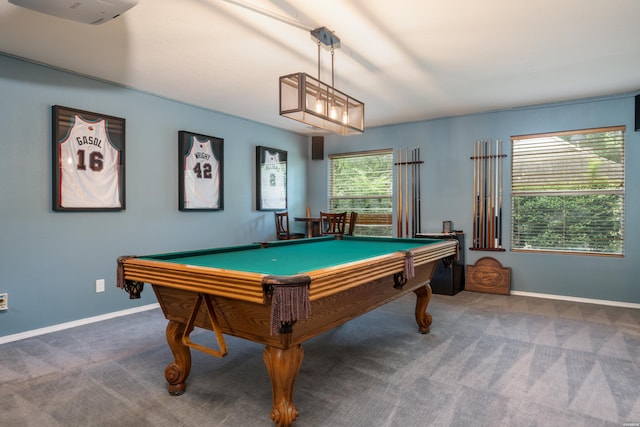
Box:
[328,149,393,236]
[511,126,625,255]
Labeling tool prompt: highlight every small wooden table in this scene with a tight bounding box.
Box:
[294,216,321,238]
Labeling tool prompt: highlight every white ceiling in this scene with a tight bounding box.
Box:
[1,0,639,135]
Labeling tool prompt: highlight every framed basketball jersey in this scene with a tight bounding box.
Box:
[256,146,287,211]
[52,105,125,211]
[178,130,224,211]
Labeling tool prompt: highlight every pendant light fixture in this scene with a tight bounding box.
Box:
[279,27,364,135]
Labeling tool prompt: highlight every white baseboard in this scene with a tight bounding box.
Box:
[510,290,640,309]
[0,303,160,345]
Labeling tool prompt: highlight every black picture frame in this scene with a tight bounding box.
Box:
[256,146,287,211]
[52,105,125,211]
[178,130,224,211]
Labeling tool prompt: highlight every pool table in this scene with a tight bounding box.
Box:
[117,235,457,426]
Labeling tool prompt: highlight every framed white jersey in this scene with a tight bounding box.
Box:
[178,131,224,211]
[52,106,125,211]
[256,146,287,211]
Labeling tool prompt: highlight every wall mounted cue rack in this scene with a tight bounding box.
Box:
[470,139,506,251]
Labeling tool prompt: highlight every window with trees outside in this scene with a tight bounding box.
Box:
[328,149,393,237]
[511,126,625,256]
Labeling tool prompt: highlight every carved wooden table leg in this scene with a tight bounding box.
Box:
[164,320,192,395]
[263,344,304,427]
[413,283,433,334]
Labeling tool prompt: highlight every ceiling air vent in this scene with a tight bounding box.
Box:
[8,0,139,25]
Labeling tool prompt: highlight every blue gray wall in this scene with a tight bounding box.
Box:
[1,53,638,340]
[309,95,639,305]
[0,54,307,337]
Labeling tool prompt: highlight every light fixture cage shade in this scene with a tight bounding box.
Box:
[279,72,364,135]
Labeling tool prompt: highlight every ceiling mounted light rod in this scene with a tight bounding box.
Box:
[317,40,321,82]
[279,27,364,136]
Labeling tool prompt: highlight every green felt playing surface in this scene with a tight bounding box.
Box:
[141,236,443,276]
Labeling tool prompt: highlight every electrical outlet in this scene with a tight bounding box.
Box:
[96,279,105,293]
[0,293,7,310]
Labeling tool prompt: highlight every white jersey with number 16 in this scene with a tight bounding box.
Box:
[59,115,121,208]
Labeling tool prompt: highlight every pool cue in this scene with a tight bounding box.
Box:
[486,140,491,248]
[396,148,401,237]
[417,146,421,234]
[405,147,409,237]
[498,139,503,247]
[415,147,419,235]
[408,148,412,237]
[485,140,490,248]
[475,140,480,247]
[413,147,420,234]
[487,140,496,248]
[473,140,480,248]
[472,141,477,247]
[483,140,491,249]
[492,140,496,248]
[479,140,484,248]
[491,140,494,248]
[414,147,419,235]
[407,148,415,237]
[478,140,483,248]
[403,147,407,237]
[398,148,401,237]
[407,149,415,237]
[411,147,416,237]
[484,141,489,248]
[472,141,476,247]
[479,141,482,247]
[492,139,500,248]
[475,141,480,248]
[493,140,497,248]
[400,148,404,237]
[493,141,497,248]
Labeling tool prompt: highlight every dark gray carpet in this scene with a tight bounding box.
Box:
[1,291,639,426]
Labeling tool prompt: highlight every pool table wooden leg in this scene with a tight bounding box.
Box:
[413,283,433,334]
[164,320,192,396]
[263,344,304,427]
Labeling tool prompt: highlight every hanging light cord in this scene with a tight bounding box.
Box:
[331,44,335,87]
[316,39,336,87]
[317,40,321,81]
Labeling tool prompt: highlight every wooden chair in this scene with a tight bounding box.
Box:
[274,211,305,240]
[320,211,347,235]
[346,212,358,236]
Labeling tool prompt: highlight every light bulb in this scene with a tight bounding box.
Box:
[330,106,337,120]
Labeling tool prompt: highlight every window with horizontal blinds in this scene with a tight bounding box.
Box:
[511,126,625,255]
[328,149,393,236]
